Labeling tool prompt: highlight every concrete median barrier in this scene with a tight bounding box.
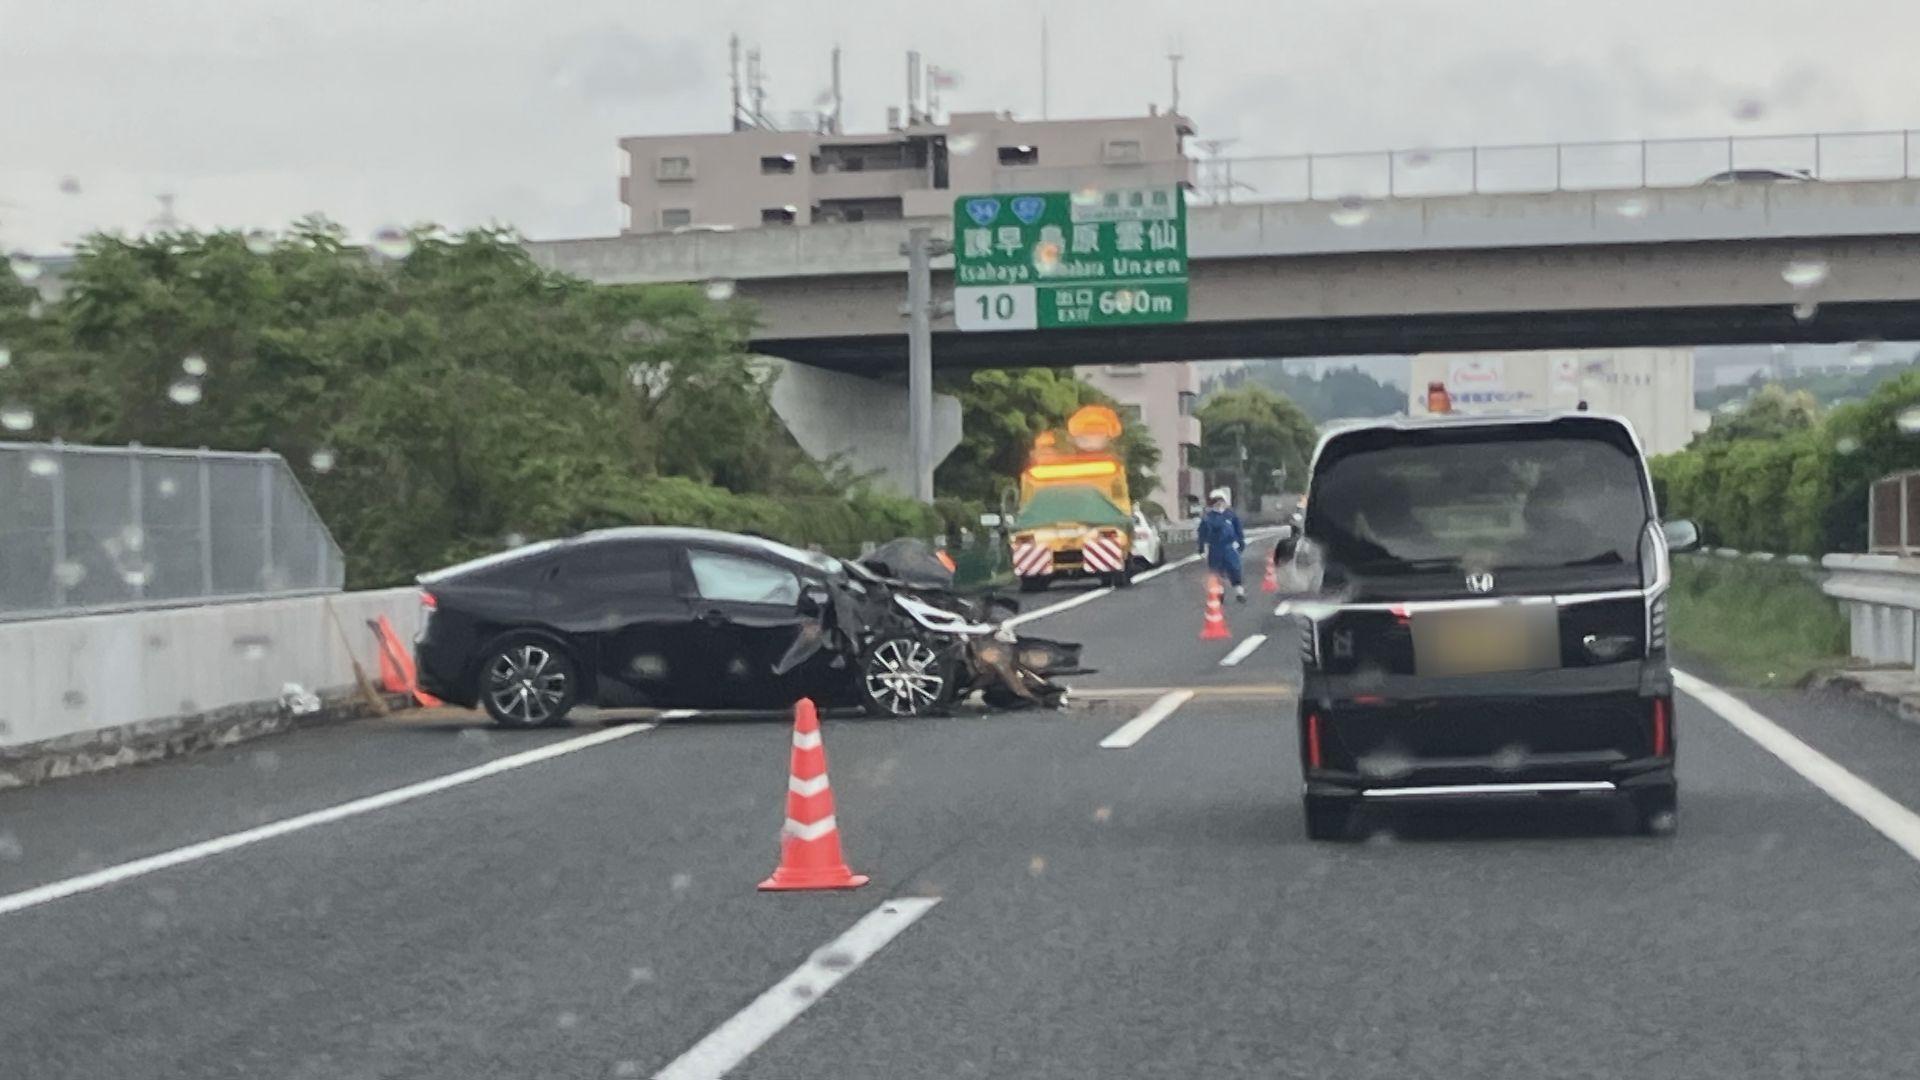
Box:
[0,588,421,788]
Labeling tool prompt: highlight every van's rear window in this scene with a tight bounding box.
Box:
[1307,427,1650,576]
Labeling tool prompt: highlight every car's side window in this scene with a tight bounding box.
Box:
[687,549,801,606]
[565,542,676,597]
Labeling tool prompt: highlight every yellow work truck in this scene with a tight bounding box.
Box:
[1009,405,1140,592]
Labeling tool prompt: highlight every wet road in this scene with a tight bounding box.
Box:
[4,547,1920,1078]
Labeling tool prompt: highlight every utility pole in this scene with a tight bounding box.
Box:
[902,226,953,503]
[1168,50,1183,114]
[729,35,745,131]
[830,45,843,134]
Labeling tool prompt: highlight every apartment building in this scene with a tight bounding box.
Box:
[1077,362,1205,518]
[619,110,1195,232]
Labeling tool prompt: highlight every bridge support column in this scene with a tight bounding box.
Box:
[768,360,963,501]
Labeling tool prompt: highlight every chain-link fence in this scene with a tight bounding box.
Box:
[0,442,344,621]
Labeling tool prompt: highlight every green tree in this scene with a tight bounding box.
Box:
[932,367,1161,512]
[1195,384,1318,503]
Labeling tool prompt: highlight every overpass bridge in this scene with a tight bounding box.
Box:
[528,176,1920,370]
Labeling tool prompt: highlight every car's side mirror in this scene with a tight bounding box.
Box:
[800,582,833,614]
[1662,518,1701,554]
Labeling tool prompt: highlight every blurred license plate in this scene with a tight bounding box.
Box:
[1411,606,1558,676]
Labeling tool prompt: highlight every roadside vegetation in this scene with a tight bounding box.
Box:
[1667,557,1849,687]
[0,224,1153,586]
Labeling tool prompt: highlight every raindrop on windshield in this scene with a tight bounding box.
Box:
[703,279,736,301]
[120,524,146,552]
[1092,805,1112,824]
[156,476,178,497]
[503,532,527,549]
[1793,299,1818,323]
[1403,148,1433,169]
[556,1011,581,1031]
[369,225,415,260]
[52,560,86,589]
[1069,186,1103,206]
[1027,855,1047,876]
[1781,258,1829,289]
[1896,407,1920,435]
[251,749,281,773]
[121,565,152,588]
[627,966,656,986]
[59,176,81,195]
[1,403,35,432]
[234,638,272,662]
[0,831,22,861]
[167,379,203,406]
[181,354,208,377]
[1613,195,1649,220]
[1329,196,1371,227]
[1852,342,1879,366]
[669,872,693,894]
[1491,744,1528,772]
[947,133,981,156]
[244,229,277,256]
[1731,98,1765,122]
[614,1063,643,1078]
[309,448,336,473]
[27,453,59,478]
[7,252,41,282]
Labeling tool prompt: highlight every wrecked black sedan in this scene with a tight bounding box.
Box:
[414,528,1084,727]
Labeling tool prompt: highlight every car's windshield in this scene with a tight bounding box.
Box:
[1309,430,1649,574]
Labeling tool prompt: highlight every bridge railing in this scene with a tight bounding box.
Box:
[1196,129,1920,204]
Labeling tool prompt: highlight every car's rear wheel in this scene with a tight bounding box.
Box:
[1303,795,1358,841]
[479,637,580,729]
[859,637,954,718]
[1630,783,1678,837]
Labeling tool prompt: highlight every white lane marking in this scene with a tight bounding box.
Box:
[1133,551,1203,583]
[0,724,653,919]
[1099,689,1195,749]
[1218,633,1270,667]
[1676,669,1920,864]
[654,897,942,1080]
[657,709,699,720]
[1004,586,1113,627]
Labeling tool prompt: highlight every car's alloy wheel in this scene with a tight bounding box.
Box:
[861,638,948,717]
[483,643,574,728]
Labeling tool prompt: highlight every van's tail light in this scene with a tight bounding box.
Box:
[419,590,438,612]
[1306,711,1325,769]
[1651,697,1671,757]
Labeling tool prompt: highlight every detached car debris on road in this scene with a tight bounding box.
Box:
[415,529,1087,727]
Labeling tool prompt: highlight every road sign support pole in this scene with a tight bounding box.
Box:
[905,225,936,504]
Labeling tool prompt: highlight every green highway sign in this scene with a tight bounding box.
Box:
[951,187,1188,331]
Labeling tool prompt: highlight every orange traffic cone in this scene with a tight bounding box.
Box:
[760,699,869,892]
[1261,557,1280,593]
[368,616,444,707]
[1200,574,1232,640]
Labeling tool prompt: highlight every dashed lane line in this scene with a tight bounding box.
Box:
[1218,634,1270,667]
[654,897,942,1080]
[1676,670,1920,864]
[1098,690,1196,749]
[0,723,655,919]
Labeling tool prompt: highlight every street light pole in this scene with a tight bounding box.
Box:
[902,226,951,504]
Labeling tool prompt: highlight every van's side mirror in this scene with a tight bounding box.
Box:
[1662,519,1701,554]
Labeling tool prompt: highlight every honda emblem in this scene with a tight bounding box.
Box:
[1465,571,1495,594]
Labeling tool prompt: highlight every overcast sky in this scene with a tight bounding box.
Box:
[2,0,1914,251]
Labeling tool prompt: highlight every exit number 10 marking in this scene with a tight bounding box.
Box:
[954,286,1038,331]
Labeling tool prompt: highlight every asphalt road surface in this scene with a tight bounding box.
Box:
[5,546,1920,1078]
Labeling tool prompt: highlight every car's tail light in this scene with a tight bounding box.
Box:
[1651,697,1671,757]
[1306,712,1324,769]
[419,589,438,612]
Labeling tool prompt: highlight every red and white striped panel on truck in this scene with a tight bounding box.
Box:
[1013,541,1053,578]
[1081,532,1127,573]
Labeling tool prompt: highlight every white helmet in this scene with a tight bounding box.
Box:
[1209,487,1231,506]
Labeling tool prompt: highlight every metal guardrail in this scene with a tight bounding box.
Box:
[1195,128,1920,204]
[0,442,345,622]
